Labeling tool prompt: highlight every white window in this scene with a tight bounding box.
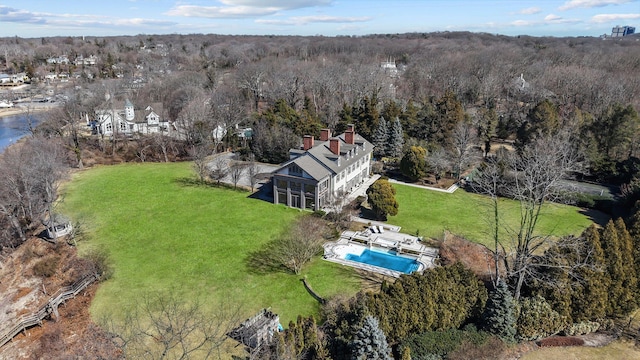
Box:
[105,122,112,132]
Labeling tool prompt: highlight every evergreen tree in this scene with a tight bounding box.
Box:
[628,203,640,294]
[434,90,465,147]
[387,117,404,158]
[373,117,388,158]
[602,219,637,316]
[352,95,380,140]
[615,218,638,307]
[400,146,427,182]
[571,225,609,322]
[517,296,567,341]
[482,280,517,343]
[516,99,560,149]
[350,316,392,360]
[367,263,487,343]
[382,99,402,123]
[366,179,399,220]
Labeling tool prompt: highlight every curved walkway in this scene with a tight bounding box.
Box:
[0,273,99,348]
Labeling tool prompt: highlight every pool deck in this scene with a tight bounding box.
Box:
[323,228,439,277]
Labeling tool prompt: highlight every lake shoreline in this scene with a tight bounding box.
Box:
[0,106,53,119]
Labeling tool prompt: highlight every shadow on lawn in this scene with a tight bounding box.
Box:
[578,207,611,227]
[174,177,251,193]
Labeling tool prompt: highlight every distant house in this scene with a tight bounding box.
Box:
[74,55,97,66]
[612,25,635,37]
[46,55,70,65]
[10,73,29,83]
[93,99,170,136]
[272,125,373,211]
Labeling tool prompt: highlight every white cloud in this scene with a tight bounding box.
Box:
[219,0,332,9]
[256,15,370,25]
[0,6,45,24]
[166,0,332,19]
[511,20,533,27]
[166,5,280,18]
[559,0,634,11]
[509,14,582,28]
[591,13,640,22]
[519,7,541,15]
[0,5,175,30]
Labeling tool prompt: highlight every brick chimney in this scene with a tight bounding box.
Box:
[303,135,314,150]
[347,124,354,133]
[320,128,331,141]
[345,130,354,145]
[329,138,340,155]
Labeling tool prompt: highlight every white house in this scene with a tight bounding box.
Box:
[93,99,170,136]
[272,125,373,211]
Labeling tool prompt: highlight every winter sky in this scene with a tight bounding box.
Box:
[0,0,638,38]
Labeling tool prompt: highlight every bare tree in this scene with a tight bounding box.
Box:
[427,147,451,184]
[208,155,229,185]
[325,190,353,230]
[0,137,69,243]
[100,290,241,360]
[229,159,248,189]
[250,216,328,275]
[450,121,480,180]
[151,132,174,163]
[246,155,261,192]
[472,133,584,299]
[191,142,212,182]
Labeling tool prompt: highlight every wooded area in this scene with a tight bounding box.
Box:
[1,31,640,359]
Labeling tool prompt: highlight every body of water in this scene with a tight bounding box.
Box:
[0,114,41,152]
[345,248,420,274]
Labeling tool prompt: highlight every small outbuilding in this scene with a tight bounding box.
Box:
[45,214,73,241]
[228,309,281,350]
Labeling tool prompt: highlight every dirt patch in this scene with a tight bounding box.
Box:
[439,231,500,281]
[0,238,118,359]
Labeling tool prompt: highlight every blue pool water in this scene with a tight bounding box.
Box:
[345,248,420,274]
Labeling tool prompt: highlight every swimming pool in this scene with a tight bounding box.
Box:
[345,248,420,274]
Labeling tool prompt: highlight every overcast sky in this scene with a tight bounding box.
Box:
[0,0,638,38]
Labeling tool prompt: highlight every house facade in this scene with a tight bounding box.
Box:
[272,125,373,211]
[93,99,170,136]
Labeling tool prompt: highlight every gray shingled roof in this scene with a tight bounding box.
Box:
[304,134,371,175]
[292,156,331,181]
[276,132,373,183]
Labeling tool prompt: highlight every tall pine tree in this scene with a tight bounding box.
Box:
[482,280,517,343]
[350,316,392,360]
[571,224,609,322]
[602,219,637,316]
[387,117,404,158]
[373,117,388,158]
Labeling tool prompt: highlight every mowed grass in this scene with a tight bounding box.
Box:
[60,162,361,324]
[389,184,594,248]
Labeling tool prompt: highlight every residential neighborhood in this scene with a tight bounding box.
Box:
[0,11,639,360]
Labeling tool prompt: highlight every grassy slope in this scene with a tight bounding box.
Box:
[60,162,361,324]
[389,184,593,248]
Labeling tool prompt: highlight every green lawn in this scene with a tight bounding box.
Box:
[60,162,361,324]
[389,184,594,248]
[59,163,594,325]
